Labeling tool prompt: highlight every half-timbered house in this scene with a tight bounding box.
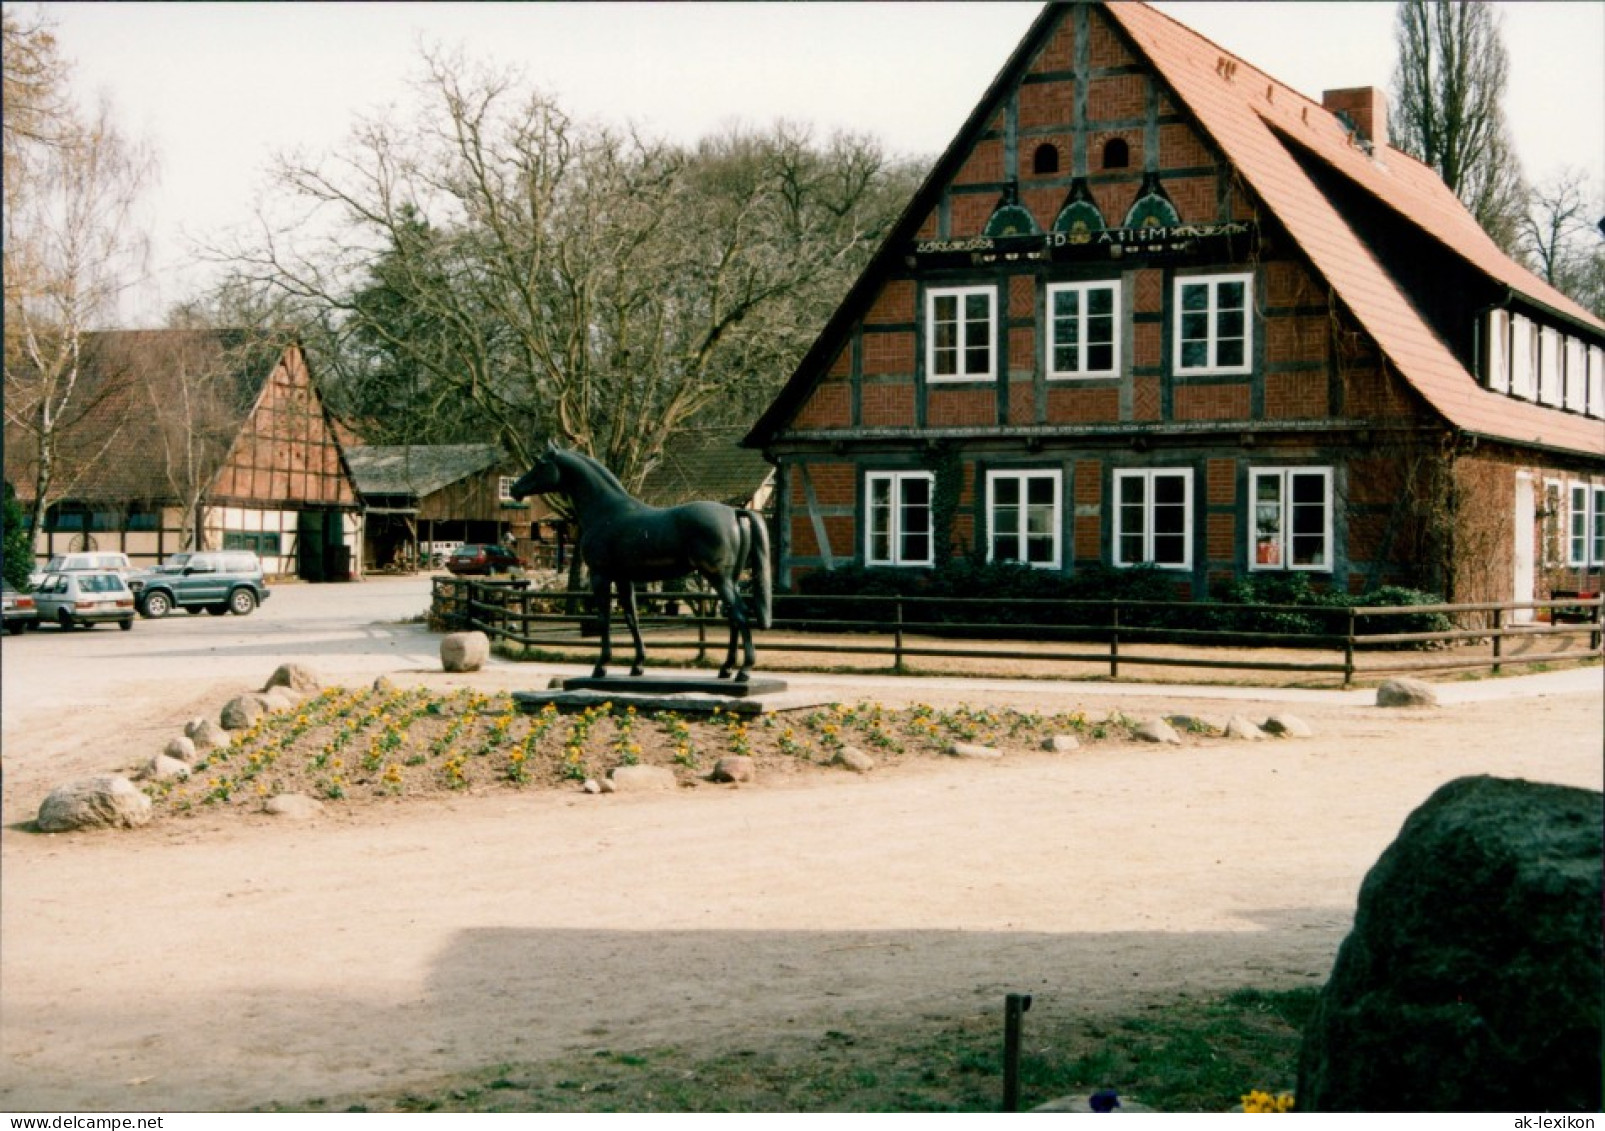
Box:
[6,331,364,580]
[744,2,1605,611]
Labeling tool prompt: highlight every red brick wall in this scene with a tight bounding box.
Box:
[1265,315,1328,365]
[1023,186,1062,230]
[951,193,995,237]
[1165,175,1215,223]
[1020,137,1072,184]
[1091,129,1143,174]
[1031,14,1075,73]
[1132,269,1164,313]
[1091,180,1135,227]
[1133,376,1162,421]
[861,331,914,377]
[928,389,997,427]
[1174,385,1251,420]
[867,280,915,324]
[793,462,855,508]
[1047,386,1120,422]
[1009,327,1035,377]
[1206,458,1236,504]
[1265,372,1328,418]
[1264,259,1321,307]
[1158,123,1212,169]
[1019,80,1073,130]
[1088,10,1135,67]
[1206,512,1234,561]
[1008,276,1035,319]
[1134,321,1162,368]
[956,139,1005,186]
[827,346,851,379]
[1007,380,1035,425]
[1086,74,1146,123]
[794,384,851,429]
[862,384,916,427]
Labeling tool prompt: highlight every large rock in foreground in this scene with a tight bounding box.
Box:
[37,775,153,832]
[1297,775,1603,1112]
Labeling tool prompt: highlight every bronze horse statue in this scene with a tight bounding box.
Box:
[510,445,772,681]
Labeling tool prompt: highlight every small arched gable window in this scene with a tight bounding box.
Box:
[1032,143,1060,176]
[1102,137,1130,169]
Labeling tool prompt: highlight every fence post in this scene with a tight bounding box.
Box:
[1343,608,1355,688]
[1491,606,1504,675]
[1002,993,1032,1113]
[1110,601,1120,679]
[1593,598,1603,654]
[894,598,906,674]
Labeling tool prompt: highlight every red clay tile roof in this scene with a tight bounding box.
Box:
[1104,2,1604,456]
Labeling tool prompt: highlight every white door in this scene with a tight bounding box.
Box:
[1513,472,1535,623]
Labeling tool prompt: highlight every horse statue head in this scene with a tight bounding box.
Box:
[508,441,565,501]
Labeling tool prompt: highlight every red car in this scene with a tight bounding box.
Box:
[445,543,524,576]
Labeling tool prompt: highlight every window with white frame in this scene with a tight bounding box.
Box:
[1047,281,1120,378]
[866,471,935,566]
[1174,273,1251,374]
[1570,482,1605,567]
[1250,467,1333,571]
[986,469,1062,568]
[1113,468,1192,569]
[926,286,996,382]
[498,476,517,503]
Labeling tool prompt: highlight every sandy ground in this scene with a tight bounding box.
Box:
[1,577,1600,1112]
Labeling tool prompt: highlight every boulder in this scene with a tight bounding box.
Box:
[137,754,190,782]
[1133,719,1182,745]
[1263,713,1313,738]
[1376,677,1438,708]
[262,663,321,695]
[183,717,210,740]
[163,736,198,764]
[1224,715,1267,741]
[608,765,677,792]
[1041,734,1080,753]
[261,686,301,711]
[948,741,1002,759]
[710,756,756,784]
[832,746,875,773]
[441,631,490,673]
[1297,776,1603,1112]
[373,674,398,695]
[37,775,153,832]
[220,694,269,731]
[1166,714,1224,734]
[190,720,231,752]
[263,793,324,819]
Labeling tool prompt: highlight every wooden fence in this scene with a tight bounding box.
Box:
[431,578,1602,687]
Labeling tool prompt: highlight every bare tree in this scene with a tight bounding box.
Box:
[3,97,156,538]
[1390,0,1527,254]
[2,5,74,195]
[222,47,916,492]
[1519,167,1605,317]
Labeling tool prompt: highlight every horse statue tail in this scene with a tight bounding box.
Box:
[740,509,773,630]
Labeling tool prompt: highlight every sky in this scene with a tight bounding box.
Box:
[35,1,1605,327]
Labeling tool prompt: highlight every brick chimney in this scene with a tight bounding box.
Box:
[1322,86,1388,150]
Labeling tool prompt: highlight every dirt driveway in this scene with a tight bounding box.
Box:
[2,577,1599,1111]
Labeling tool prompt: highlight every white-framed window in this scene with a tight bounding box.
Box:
[1174,273,1252,374]
[1538,326,1563,406]
[1510,314,1536,400]
[926,285,997,382]
[1249,467,1333,571]
[866,471,935,566]
[986,469,1062,569]
[497,476,517,503]
[1570,482,1605,567]
[1588,345,1604,419]
[1047,281,1120,378]
[1113,468,1193,569]
[1483,308,1510,393]
[1564,336,1588,413]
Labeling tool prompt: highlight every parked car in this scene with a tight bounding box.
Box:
[3,584,38,634]
[129,551,270,618]
[28,550,132,589]
[31,570,136,631]
[446,543,524,576]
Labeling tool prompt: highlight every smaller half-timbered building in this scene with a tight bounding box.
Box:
[6,331,364,580]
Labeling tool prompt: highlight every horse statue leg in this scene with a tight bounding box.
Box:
[616,581,647,677]
[590,574,614,679]
[711,575,754,682]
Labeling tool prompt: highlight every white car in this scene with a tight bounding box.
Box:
[31,570,136,631]
[28,551,133,590]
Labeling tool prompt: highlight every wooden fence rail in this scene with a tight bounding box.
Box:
[430,579,1602,687]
